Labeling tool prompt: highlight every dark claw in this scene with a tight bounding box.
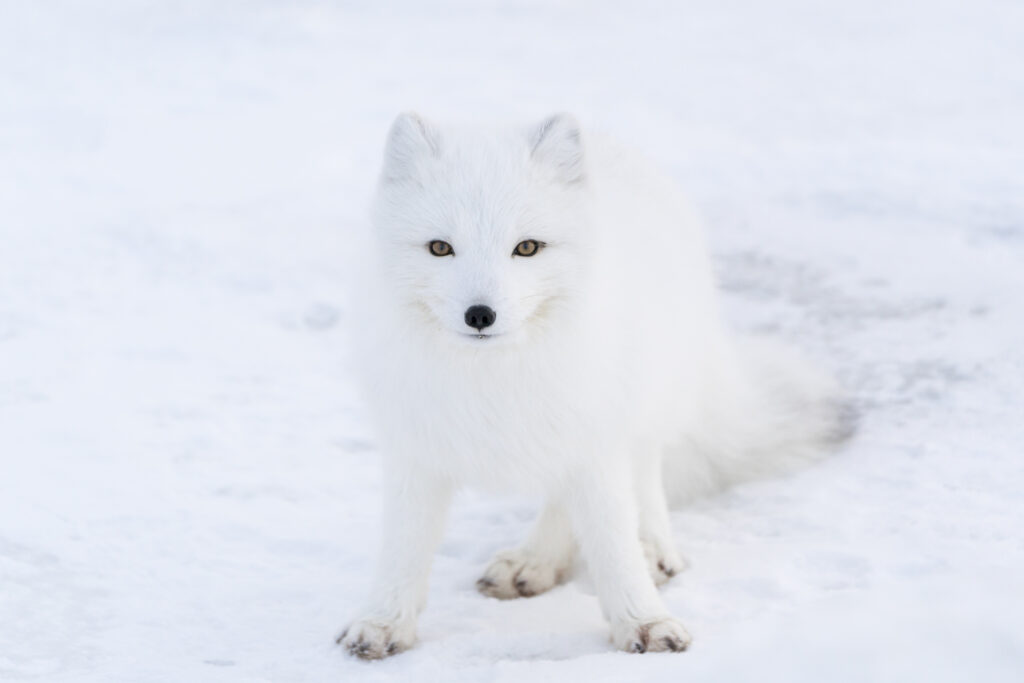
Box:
[657,561,676,577]
[663,635,687,652]
[476,576,496,590]
[514,578,534,596]
[335,628,348,645]
[633,624,651,653]
[386,642,398,655]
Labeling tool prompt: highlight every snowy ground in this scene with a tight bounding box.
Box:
[2,1,1023,681]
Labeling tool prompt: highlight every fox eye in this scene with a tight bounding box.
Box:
[513,239,545,257]
[428,240,454,257]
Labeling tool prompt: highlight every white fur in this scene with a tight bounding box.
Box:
[339,113,851,659]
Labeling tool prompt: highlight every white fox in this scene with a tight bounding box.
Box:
[339,113,851,658]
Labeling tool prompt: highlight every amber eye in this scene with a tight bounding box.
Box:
[428,240,454,257]
[513,239,544,257]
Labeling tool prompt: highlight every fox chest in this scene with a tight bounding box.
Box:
[373,362,610,490]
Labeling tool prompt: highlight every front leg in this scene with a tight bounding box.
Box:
[566,461,691,653]
[338,466,453,659]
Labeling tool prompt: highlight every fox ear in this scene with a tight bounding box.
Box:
[530,113,585,184]
[382,111,440,183]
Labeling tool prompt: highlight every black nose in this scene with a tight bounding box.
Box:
[464,305,496,331]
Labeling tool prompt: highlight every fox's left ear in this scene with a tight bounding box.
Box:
[381,111,441,183]
[530,113,585,184]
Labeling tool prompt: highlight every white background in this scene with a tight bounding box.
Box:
[1,1,1022,681]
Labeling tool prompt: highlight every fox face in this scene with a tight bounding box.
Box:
[371,113,590,346]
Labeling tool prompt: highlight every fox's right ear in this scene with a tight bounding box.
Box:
[530,113,585,185]
[381,111,441,183]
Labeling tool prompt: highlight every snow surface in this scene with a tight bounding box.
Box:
[2,1,1023,681]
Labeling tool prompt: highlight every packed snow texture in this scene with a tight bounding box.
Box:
[1,1,1022,681]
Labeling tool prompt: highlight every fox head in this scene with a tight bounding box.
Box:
[370,112,590,347]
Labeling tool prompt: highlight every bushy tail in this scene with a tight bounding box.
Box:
[662,338,856,506]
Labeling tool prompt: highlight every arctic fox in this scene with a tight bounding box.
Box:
[339,113,850,659]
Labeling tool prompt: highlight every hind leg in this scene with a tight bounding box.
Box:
[634,447,688,585]
[477,499,575,599]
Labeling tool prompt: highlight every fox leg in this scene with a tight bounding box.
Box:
[477,499,576,599]
[634,446,688,585]
[567,459,691,653]
[339,466,453,659]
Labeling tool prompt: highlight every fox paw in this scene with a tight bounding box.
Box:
[337,617,415,660]
[476,549,565,599]
[612,617,692,653]
[641,538,688,586]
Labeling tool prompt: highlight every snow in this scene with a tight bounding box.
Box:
[1,1,1022,681]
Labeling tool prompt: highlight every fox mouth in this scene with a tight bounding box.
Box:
[459,332,502,341]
